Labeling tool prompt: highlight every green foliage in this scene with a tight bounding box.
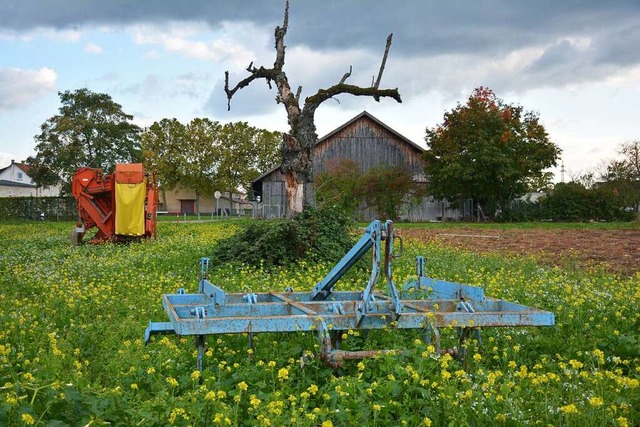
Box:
[499,183,635,222]
[540,182,634,222]
[424,87,560,216]
[210,206,355,268]
[0,196,75,221]
[141,119,280,202]
[314,159,363,216]
[599,140,640,217]
[27,88,142,194]
[315,159,423,220]
[359,165,424,220]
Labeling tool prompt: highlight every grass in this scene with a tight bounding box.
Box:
[0,220,638,426]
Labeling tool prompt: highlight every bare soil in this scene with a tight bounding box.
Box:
[400,227,640,276]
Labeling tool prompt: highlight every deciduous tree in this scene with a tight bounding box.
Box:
[27,88,141,193]
[599,140,640,216]
[141,118,280,211]
[424,87,560,217]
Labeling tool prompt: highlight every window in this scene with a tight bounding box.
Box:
[17,172,23,181]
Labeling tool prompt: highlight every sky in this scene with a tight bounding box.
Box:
[1,0,639,182]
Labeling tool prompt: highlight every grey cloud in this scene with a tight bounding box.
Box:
[2,1,639,57]
[593,24,640,66]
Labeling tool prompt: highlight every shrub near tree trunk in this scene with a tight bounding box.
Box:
[210,207,355,268]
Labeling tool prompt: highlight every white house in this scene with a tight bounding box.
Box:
[0,160,61,197]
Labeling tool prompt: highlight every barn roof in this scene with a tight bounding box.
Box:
[316,110,424,153]
[252,111,422,185]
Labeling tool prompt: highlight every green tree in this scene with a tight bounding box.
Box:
[599,141,640,216]
[215,122,280,196]
[141,118,280,211]
[27,88,141,193]
[424,87,560,217]
[141,118,186,192]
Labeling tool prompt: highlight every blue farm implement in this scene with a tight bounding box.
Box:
[145,220,554,371]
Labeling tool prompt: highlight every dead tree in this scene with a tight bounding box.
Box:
[225,1,402,216]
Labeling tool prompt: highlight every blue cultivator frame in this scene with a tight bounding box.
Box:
[145,220,554,371]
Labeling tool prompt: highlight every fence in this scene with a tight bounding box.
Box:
[0,196,76,221]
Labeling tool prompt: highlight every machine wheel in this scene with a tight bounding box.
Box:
[70,228,82,246]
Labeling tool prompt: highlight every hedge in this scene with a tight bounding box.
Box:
[0,196,76,221]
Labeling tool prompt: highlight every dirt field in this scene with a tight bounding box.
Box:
[401,226,640,276]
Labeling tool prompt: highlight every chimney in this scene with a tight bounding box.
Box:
[11,159,14,164]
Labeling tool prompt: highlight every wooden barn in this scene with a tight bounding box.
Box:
[251,111,467,221]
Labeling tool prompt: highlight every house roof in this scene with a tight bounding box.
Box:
[252,111,421,185]
[0,179,36,188]
[0,161,31,175]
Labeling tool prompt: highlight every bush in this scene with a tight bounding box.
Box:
[210,206,356,268]
[540,183,634,222]
[315,159,424,221]
[0,196,76,221]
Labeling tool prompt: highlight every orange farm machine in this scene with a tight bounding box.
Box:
[70,163,158,245]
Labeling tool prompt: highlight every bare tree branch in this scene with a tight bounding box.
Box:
[224,1,295,113]
[295,86,302,104]
[373,33,393,101]
[340,66,353,84]
[374,34,393,90]
[305,84,401,114]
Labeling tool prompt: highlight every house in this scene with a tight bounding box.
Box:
[0,160,61,197]
[159,187,252,216]
[251,111,468,221]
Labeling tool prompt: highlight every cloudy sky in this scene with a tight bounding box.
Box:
[1,1,639,181]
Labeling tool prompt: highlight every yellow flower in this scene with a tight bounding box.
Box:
[373,404,382,411]
[130,383,138,390]
[308,384,319,394]
[616,417,629,427]
[423,416,432,426]
[322,421,334,427]
[473,353,482,362]
[559,404,579,414]
[568,359,583,369]
[205,391,216,402]
[277,367,289,380]
[250,394,261,407]
[237,381,248,391]
[146,367,156,374]
[166,377,178,388]
[190,370,201,381]
[21,413,35,425]
[588,396,604,407]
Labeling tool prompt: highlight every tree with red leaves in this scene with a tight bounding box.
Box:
[424,87,560,218]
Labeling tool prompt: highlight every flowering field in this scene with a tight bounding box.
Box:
[0,221,638,426]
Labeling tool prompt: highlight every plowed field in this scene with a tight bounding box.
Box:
[401,226,640,275]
